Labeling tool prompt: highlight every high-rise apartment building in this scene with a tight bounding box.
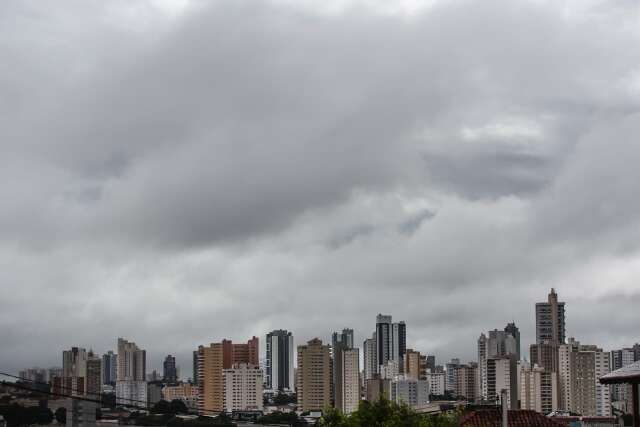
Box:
[196,337,259,414]
[332,329,354,350]
[223,363,263,413]
[297,338,332,412]
[375,315,406,374]
[426,355,436,373]
[363,334,377,381]
[403,349,427,381]
[478,329,517,402]
[334,347,360,414]
[558,338,611,416]
[455,363,478,402]
[535,288,566,345]
[102,351,117,385]
[519,362,558,414]
[265,330,294,392]
[62,347,88,396]
[163,383,199,409]
[86,351,102,396]
[390,377,429,408]
[445,359,460,392]
[163,355,178,384]
[486,356,518,409]
[116,338,147,406]
[504,322,521,360]
[427,371,445,396]
[18,368,47,384]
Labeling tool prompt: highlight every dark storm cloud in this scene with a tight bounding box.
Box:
[1,0,640,375]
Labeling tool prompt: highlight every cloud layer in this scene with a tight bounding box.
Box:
[1,0,640,375]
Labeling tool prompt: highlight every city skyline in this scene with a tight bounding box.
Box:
[2,0,640,387]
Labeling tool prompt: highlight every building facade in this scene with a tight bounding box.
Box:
[334,347,360,414]
[265,330,294,392]
[223,363,263,412]
[116,338,147,406]
[102,351,117,386]
[196,337,259,414]
[297,338,332,412]
[519,362,558,414]
[390,377,429,408]
[163,355,177,383]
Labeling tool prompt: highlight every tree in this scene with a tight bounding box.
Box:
[151,400,172,414]
[318,397,459,427]
[55,407,66,424]
[169,399,189,415]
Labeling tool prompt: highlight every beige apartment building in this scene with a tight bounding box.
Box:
[403,349,427,380]
[519,363,558,414]
[297,338,332,412]
[163,383,198,409]
[196,338,259,414]
[223,363,263,412]
[335,347,360,414]
[558,338,611,417]
[455,363,478,402]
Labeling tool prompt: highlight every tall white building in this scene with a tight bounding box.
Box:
[116,338,147,406]
[486,357,517,409]
[519,362,558,414]
[223,363,263,412]
[427,371,445,396]
[390,376,429,408]
[478,329,518,403]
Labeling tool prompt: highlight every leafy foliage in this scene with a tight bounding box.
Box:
[54,407,66,424]
[318,397,459,427]
[0,403,54,427]
[256,410,307,425]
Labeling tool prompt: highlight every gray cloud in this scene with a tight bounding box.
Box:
[1,0,640,375]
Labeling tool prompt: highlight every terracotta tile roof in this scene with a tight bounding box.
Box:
[461,409,565,427]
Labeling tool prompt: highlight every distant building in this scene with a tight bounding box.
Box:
[86,351,102,396]
[196,337,259,414]
[455,363,478,402]
[223,363,263,412]
[403,349,427,381]
[192,350,199,386]
[334,347,360,414]
[265,330,294,392]
[365,376,390,403]
[390,377,429,408]
[425,355,436,373]
[558,338,611,417]
[18,368,47,384]
[504,322,521,360]
[486,356,518,409]
[297,338,331,412]
[427,371,445,396]
[61,347,88,396]
[519,362,558,414]
[48,367,63,384]
[65,398,97,427]
[163,355,178,383]
[478,329,517,401]
[148,382,163,406]
[163,383,199,409]
[535,288,566,345]
[116,338,147,406]
[363,334,377,381]
[375,315,406,374]
[445,359,460,393]
[102,351,117,385]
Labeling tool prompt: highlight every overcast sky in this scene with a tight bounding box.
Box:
[1,0,640,377]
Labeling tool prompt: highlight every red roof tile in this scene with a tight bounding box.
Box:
[461,409,565,427]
